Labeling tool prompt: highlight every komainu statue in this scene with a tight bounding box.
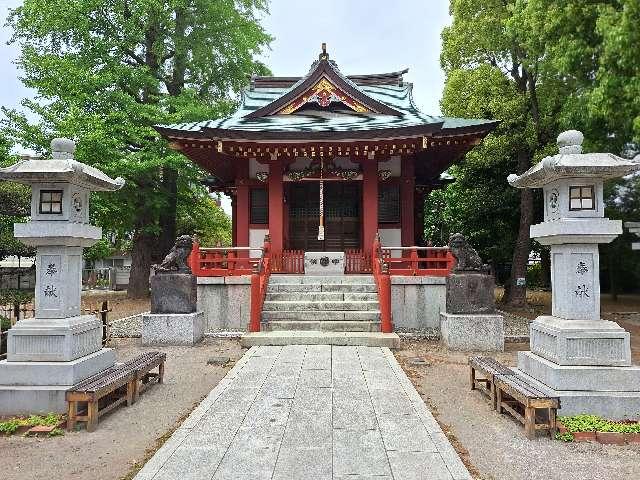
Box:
[448,233,489,273]
[153,235,194,274]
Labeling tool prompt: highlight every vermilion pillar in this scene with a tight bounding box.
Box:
[401,156,415,247]
[268,161,284,254]
[362,158,378,254]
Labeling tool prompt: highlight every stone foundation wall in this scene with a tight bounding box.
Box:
[197,276,251,331]
[391,277,446,332]
[197,275,445,333]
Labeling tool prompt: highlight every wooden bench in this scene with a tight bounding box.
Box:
[469,356,516,409]
[66,352,166,432]
[495,374,560,439]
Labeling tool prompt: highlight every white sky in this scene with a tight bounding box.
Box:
[0,0,452,215]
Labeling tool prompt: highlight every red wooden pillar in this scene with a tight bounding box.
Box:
[231,192,237,247]
[401,156,415,248]
[268,160,284,255]
[362,158,378,255]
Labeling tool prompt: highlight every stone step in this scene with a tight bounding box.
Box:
[265,292,378,302]
[240,331,400,348]
[267,283,378,293]
[262,320,381,332]
[262,300,380,312]
[261,310,381,321]
[268,275,375,285]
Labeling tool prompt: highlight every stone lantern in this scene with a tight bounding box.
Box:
[0,138,125,413]
[508,130,640,417]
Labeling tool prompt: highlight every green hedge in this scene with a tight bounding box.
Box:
[0,289,34,306]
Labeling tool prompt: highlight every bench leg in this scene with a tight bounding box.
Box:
[470,367,476,390]
[67,401,77,432]
[525,407,535,440]
[496,386,503,414]
[549,408,557,437]
[87,400,99,432]
[126,380,136,406]
[490,382,497,410]
[158,362,165,384]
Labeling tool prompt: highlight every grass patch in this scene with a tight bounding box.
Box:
[0,413,65,435]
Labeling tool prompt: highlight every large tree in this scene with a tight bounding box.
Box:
[3,0,271,297]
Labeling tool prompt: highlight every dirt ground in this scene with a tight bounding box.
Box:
[81,291,150,321]
[396,341,640,480]
[0,337,244,480]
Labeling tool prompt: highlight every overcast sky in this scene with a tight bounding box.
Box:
[0,0,451,213]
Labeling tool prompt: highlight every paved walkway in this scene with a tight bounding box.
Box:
[135,345,471,480]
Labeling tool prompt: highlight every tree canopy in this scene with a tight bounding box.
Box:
[437,0,640,302]
[3,0,272,297]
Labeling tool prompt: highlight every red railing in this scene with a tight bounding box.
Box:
[189,244,261,276]
[345,249,372,273]
[272,249,305,273]
[249,236,272,332]
[381,246,454,276]
[372,235,393,333]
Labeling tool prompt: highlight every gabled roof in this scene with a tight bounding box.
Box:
[245,50,402,118]
[155,45,498,142]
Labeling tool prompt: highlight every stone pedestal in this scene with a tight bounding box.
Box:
[151,273,197,314]
[142,312,205,346]
[7,315,103,362]
[440,312,504,352]
[0,348,116,414]
[446,273,495,314]
[304,252,345,275]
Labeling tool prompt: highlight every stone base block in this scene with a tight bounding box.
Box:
[0,348,115,386]
[151,273,197,314]
[516,369,640,420]
[518,351,640,391]
[304,252,345,275]
[7,314,102,362]
[142,312,205,346]
[446,273,495,314]
[0,385,69,415]
[0,347,116,415]
[530,316,631,366]
[440,312,504,352]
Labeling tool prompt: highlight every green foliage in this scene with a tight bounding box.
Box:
[0,413,63,435]
[3,0,271,294]
[83,238,116,262]
[177,193,231,247]
[526,263,544,289]
[555,432,574,442]
[48,427,64,437]
[558,414,640,434]
[0,289,34,306]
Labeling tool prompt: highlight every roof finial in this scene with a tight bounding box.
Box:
[319,42,328,61]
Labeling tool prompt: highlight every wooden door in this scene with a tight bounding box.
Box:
[288,182,361,251]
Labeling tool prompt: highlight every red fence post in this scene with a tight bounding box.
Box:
[379,264,393,333]
[189,241,201,276]
[249,268,261,332]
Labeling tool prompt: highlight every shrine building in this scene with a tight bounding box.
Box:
[156,45,497,263]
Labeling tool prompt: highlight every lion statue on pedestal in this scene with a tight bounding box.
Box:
[448,233,489,273]
[153,235,194,274]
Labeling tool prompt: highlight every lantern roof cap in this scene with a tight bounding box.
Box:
[508,130,640,188]
[0,138,125,191]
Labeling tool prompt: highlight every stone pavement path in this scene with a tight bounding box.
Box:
[135,345,471,480]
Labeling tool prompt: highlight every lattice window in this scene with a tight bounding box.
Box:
[569,185,595,211]
[250,187,268,224]
[39,190,63,214]
[378,184,400,223]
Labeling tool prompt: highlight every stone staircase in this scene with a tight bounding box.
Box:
[241,275,400,347]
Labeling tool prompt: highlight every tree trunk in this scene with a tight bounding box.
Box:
[127,231,155,298]
[504,150,534,306]
[156,167,178,260]
[540,247,551,289]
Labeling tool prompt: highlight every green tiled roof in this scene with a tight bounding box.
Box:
[158,83,496,137]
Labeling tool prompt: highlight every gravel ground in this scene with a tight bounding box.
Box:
[396,341,640,480]
[0,337,244,480]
